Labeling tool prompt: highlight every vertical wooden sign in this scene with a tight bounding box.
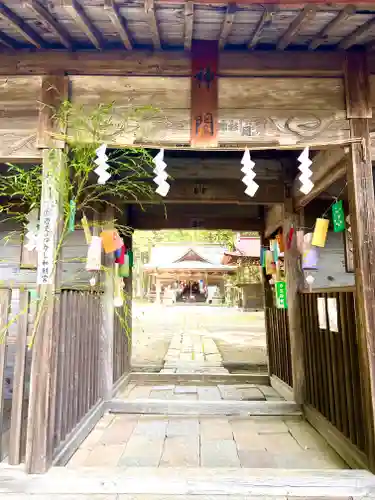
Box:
[191,40,218,148]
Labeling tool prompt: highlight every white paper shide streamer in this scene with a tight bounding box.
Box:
[24,208,39,251]
[298,147,314,195]
[153,149,170,197]
[241,148,258,197]
[94,144,111,185]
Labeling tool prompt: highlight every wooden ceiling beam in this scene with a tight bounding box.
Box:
[277,5,317,50]
[0,2,45,48]
[219,3,237,50]
[338,15,375,49]
[0,30,19,49]
[25,0,72,49]
[247,7,274,49]
[184,1,194,50]
[151,0,374,5]
[62,0,103,50]
[0,51,346,77]
[144,0,161,50]
[104,0,132,50]
[308,5,355,50]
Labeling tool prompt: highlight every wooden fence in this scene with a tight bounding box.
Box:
[113,307,131,384]
[0,288,34,465]
[265,304,293,387]
[53,289,101,455]
[300,287,366,456]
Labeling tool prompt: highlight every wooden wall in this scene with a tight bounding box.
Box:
[306,231,354,290]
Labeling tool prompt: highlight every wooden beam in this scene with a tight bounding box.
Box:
[344,51,375,472]
[308,5,355,51]
[283,199,305,405]
[339,16,375,50]
[0,30,19,49]
[277,6,317,50]
[139,179,284,205]
[132,214,263,231]
[0,51,346,77]
[144,0,161,50]
[104,0,132,50]
[247,7,274,49]
[294,158,347,210]
[184,1,194,50]
[265,203,284,238]
[0,2,45,48]
[219,3,236,50]
[63,0,103,50]
[153,0,375,5]
[293,148,348,209]
[25,0,72,49]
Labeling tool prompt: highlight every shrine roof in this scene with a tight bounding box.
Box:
[2,1,375,53]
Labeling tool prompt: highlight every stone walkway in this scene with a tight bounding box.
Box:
[161,332,228,374]
[132,304,267,369]
[68,412,346,470]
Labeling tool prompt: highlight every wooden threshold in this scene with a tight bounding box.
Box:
[0,465,374,496]
[128,371,270,386]
[304,404,369,471]
[108,399,301,416]
[53,399,105,467]
[271,375,295,402]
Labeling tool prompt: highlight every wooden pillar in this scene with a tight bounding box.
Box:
[344,52,375,468]
[101,208,115,401]
[283,200,305,404]
[26,75,68,473]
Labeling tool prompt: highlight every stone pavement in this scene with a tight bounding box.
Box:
[132,304,267,369]
[67,412,346,470]
[161,331,228,374]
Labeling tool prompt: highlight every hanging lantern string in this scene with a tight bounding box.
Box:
[295,181,348,233]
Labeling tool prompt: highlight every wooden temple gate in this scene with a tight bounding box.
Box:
[0,0,374,476]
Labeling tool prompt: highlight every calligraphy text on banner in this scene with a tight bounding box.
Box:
[191,40,218,148]
[275,281,288,309]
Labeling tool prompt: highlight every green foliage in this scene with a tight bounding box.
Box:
[133,229,235,254]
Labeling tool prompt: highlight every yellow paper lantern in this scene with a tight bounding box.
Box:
[312,218,329,248]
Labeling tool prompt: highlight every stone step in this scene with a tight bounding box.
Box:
[1,466,374,497]
[108,399,301,417]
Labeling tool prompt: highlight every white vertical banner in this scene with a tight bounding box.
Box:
[37,157,59,286]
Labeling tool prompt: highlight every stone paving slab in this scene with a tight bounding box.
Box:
[69,414,346,470]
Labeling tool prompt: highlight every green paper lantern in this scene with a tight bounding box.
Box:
[332,200,345,233]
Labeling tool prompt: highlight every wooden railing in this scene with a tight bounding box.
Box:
[53,289,101,455]
[113,307,131,384]
[300,287,366,455]
[265,304,293,387]
[0,288,34,465]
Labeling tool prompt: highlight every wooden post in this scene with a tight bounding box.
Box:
[344,52,375,469]
[100,208,115,401]
[283,200,305,404]
[26,75,68,474]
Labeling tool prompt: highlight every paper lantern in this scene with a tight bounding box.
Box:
[276,233,285,253]
[312,218,329,247]
[100,229,123,254]
[115,243,126,264]
[286,228,294,250]
[265,250,276,275]
[119,254,130,278]
[81,215,92,244]
[69,200,76,232]
[127,249,134,268]
[296,230,305,254]
[86,236,102,271]
[332,200,345,233]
